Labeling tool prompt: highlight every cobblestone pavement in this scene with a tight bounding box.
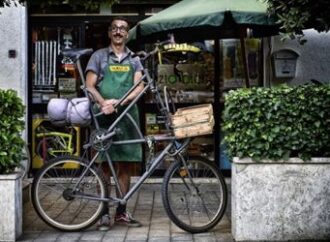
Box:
[19,180,232,242]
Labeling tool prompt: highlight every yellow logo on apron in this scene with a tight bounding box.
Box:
[109,65,130,72]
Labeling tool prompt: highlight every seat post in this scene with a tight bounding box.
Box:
[76,58,86,86]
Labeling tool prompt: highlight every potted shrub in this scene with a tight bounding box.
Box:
[223,84,330,241]
[0,88,25,242]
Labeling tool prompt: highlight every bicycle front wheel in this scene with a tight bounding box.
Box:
[31,156,108,231]
[162,156,227,233]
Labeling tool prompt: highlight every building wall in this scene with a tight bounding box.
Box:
[0,2,27,104]
[0,2,28,140]
[265,29,330,86]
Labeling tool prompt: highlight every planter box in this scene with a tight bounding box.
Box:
[232,157,330,241]
[0,173,22,242]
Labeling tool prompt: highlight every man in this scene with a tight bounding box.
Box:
[85,16,144,230]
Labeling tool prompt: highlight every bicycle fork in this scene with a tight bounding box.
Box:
[176,153,201,195]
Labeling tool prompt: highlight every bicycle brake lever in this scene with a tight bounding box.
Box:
[132,51,149,60]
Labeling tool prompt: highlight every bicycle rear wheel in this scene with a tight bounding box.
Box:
[31,156,108,231]
[162,156,227,233]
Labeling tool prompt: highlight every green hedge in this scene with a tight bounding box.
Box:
[0,89,25,174]
[223,84,330,161]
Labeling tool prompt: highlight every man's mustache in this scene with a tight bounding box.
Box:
[114,34,124,37]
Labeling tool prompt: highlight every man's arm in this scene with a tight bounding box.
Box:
[86,71,117,114]
[122,71,144,105]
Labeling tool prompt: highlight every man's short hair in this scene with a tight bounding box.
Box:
[110,16,130,30]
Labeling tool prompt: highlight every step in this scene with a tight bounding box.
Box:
[22,179,32,204]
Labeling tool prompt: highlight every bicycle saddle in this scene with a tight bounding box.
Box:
[62,48,93,61]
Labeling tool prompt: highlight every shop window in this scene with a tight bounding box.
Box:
[220,39,262,90]
[31,25,82,101]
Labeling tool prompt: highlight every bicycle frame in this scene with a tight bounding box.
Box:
[36,131,74,156]
[73,55,191,204]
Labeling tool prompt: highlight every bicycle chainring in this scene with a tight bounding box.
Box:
[90,129,112,151]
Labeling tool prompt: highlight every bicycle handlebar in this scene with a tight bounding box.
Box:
[132,50,155,61]
[132,34,175,60]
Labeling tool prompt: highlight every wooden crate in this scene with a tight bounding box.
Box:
[171,104,214,138]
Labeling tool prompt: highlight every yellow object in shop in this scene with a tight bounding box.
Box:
[163,43,201,53]
[246,38,260,50]
[32,117,81,169]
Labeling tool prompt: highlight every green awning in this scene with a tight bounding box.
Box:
[129,0,278,43]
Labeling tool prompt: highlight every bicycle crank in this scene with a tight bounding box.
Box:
[90,129,112,151]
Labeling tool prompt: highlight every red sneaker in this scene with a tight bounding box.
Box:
[115,212,142,227]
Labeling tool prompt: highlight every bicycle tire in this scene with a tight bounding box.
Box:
[31,155,108,231]
[162,156,227,233]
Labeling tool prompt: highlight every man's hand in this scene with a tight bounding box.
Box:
[101,99,119,114]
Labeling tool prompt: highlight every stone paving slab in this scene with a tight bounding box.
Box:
[19,181,232,242]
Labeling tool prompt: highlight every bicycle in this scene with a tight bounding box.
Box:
[31,42,227,233]
[35,125,75,162]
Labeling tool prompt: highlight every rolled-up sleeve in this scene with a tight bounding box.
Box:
[132,56,143,72]
[85,51,101,75]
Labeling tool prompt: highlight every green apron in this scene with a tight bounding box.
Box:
[96,61,142,162]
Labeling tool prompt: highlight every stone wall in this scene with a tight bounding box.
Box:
[0,2,28,140]
[264,29,330,86]
[0,2,27,104]
[232,157,330,241]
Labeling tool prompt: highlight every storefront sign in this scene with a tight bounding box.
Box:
[157,63,210,90]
